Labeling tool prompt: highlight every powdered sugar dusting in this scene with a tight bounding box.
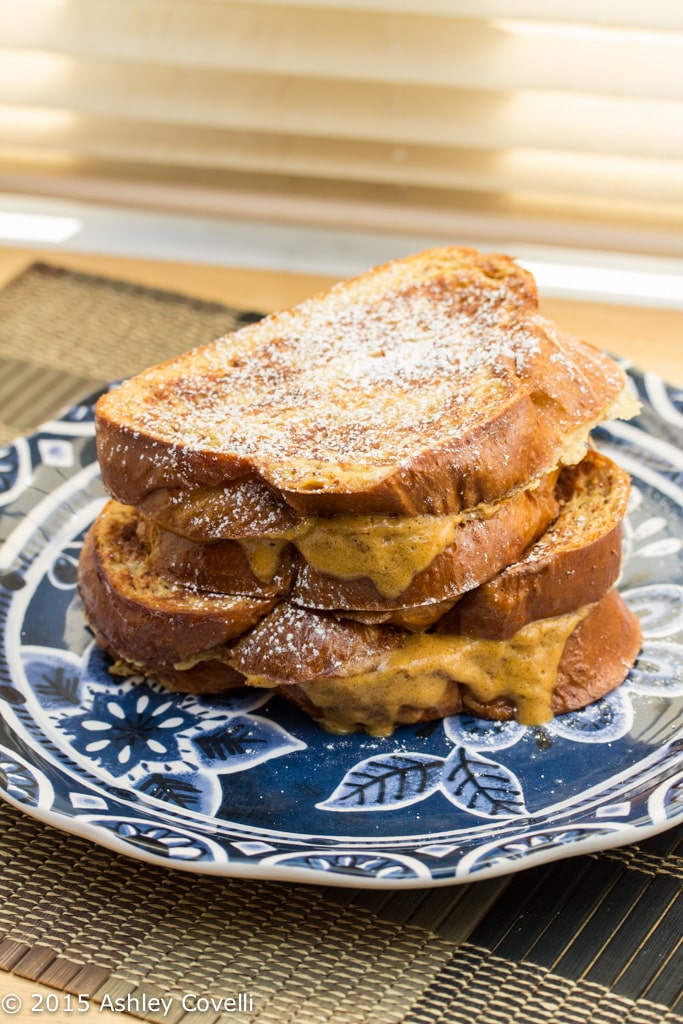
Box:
[97,248,629,502]
[232,602,401,680]
[106,269,546,466]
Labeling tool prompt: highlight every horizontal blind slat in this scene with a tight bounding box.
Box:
[1,4,682,101]
[227,0,683,31]
[2,108,681,205]
[2,0,682,252]
[1,54,683,160]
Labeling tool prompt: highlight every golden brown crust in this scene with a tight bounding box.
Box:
[461,589,642,719]
[95,247,631,518]
[98,645,245,695]
[136,478,300,540]
[552,587,642,714]
[77,502,275,669]
[137,514,295,599]
[133,471,559,612]
[438,450,630,639]
[230,602,404,682]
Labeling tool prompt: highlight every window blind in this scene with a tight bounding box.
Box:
[1,0,682,253]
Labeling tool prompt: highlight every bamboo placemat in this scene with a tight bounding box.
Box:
[0,262,681,1024]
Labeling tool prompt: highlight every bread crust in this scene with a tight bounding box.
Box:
[77,502,275,669]
[104,653,245,695]
[95,247,631,518]
[230,602,404,683]
[437,450,630,639]
[136,478,300,541]
[461,588,642,719]
[133,471,559,612]
[231,590,641,733]
[137,514,295,599]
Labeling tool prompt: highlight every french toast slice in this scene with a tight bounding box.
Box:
[95,247,637,519]
[287,472,558,609]
[82,582,641,728]
[229,589,641,735]
[136,514,295,599]
[78,470,639,731]
[436,449,630,639]
[131,449,626,624]
[136,477,300,541]
[134,470,559,610]
[77,501,274,680]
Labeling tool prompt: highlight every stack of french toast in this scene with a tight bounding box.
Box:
[78,247,643,736]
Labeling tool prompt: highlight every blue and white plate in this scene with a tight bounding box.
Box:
[0,365,682,888]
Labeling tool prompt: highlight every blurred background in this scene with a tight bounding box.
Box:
[0,0,682,305]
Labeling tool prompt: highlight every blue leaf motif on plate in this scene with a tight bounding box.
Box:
[440,746,527,818]
[189,714,305,774]
[0,753,41,806]
[317,752,444,812]
[90,819,215,860]
[444,714,525,752]
[21,647,84,710]
[548,690,633,744]
[59,690,194,776]
[137,771,212,812]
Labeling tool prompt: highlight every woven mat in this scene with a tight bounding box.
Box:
[0,262,681,1024]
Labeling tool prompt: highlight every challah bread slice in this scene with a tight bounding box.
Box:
[91,643,244,695]
[134,470,558,611]
[462,588,642,721]
[436,449,630,639]
[95,247,637,519]
[77,500,275,677]
[229,589,641,736]
[136,477,300,541]
[136,514,295,599]
[288,471,558,609]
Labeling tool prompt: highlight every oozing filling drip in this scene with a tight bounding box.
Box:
[234,474,555,597]
[240,512,462,596]
[245,606,588,736]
